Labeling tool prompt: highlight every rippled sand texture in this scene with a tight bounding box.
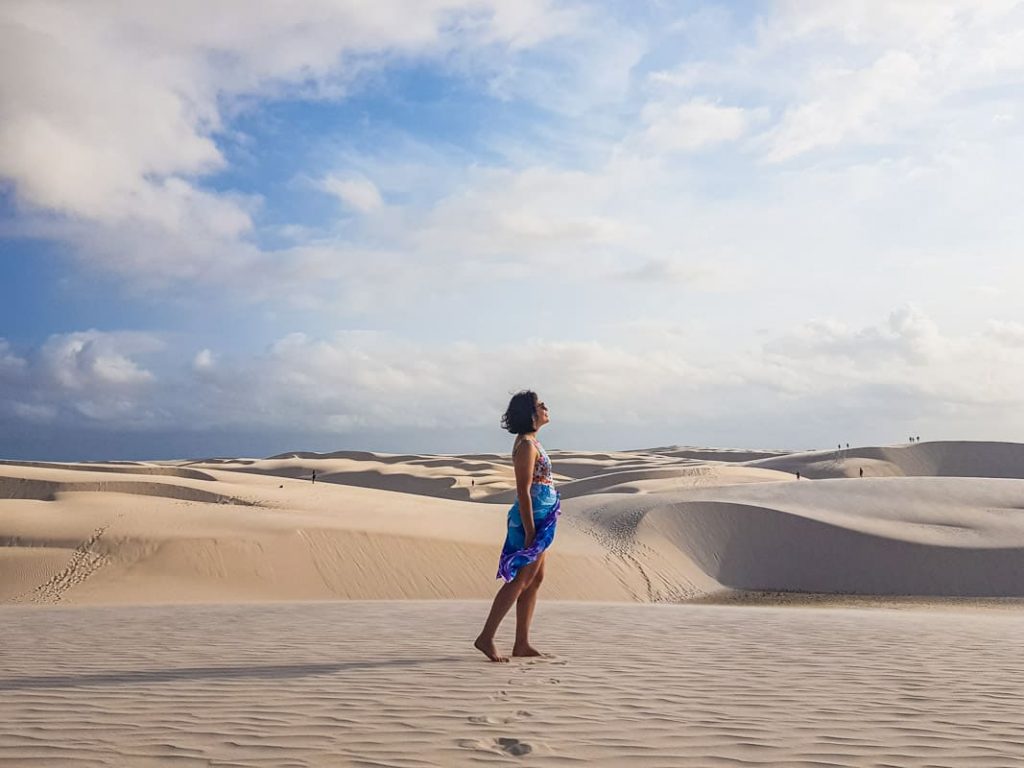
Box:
[3,601,1024,767]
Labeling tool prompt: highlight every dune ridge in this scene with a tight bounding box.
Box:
[747,439,1024,479]
[2,440,1024,605]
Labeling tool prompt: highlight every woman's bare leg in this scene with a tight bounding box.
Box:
[474,559,541,662]
[513,553,545,656]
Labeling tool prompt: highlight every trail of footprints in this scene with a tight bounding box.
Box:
[14,523,113,604]
[460,655,569,759]
[574,504,695,603]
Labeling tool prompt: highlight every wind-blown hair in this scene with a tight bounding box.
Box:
[501,390,538,435]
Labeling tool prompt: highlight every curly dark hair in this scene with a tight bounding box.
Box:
[501,390,539,435]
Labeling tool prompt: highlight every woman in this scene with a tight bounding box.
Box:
[474,390,559,662]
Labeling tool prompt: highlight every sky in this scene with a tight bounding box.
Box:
[2,0,1024,460]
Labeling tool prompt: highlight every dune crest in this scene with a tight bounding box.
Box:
[3,440,1024,605]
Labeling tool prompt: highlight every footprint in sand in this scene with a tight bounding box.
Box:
[457,737,533,757]
[468,710,535,726]
[520,654,566,667]
[20,524,112,604]
[496,737,532,756]
[469,715,508,725]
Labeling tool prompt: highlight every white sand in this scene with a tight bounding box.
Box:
[3,440,1024,604]
[3,440,1024,765]
[2,600,1024,766]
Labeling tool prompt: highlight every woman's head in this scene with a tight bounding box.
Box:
[501,390,549,434]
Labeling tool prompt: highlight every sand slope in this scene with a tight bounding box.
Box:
[747,440,1024,479]
[3,440,1024,604]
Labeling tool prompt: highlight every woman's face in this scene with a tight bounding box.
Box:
[534,398,550,429]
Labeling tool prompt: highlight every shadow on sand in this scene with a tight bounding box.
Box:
[0,656,465,690]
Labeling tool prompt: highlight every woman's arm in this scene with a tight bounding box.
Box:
[513,440,537,547]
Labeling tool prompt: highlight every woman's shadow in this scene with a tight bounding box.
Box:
[0,656,465,691]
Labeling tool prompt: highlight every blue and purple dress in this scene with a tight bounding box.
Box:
[496,437,560,582]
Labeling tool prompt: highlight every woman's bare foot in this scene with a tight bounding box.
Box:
[512,644,545,657]
[474,635,509,662]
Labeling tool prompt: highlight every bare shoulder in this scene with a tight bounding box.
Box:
[512,437,538,458]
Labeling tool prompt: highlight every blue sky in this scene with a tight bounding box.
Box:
[2,1,1023,460]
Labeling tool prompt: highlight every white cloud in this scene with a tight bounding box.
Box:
[988,320,1024,347]
[764,51,923,161]
[0,331,165,430]
[193,348,217,371]
[0,0,582,279]
[758,306,1024,411]
[752,2,1024,161]
[318,174,384,213]
[39,331,160,390]
[408,165,634,269]
[4,2,1024,454]
[760,2,995,49]
[615,257,721,286]
[480,15,644,114]
[5,309,1024,447]
[766,305,942,365]
[642,99,754,153]
[6,402,57,424]
[0,339,27,377]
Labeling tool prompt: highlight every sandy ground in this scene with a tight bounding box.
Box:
[3,441,1024,605]
[3,441,1024,765]
[2,600,1024,767]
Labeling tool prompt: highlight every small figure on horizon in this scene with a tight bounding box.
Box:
[846,442,850,449]
[311,470,316,484]
[859,467,864,477]
[916,435,920,442]
[796,471,800,480]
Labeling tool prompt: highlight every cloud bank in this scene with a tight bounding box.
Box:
[2,1,1023,457]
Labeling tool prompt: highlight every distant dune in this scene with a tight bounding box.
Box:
[747,440,1024,479]
[2,441,1024,605]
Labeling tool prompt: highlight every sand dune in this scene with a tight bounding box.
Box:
[644,445,793,462]
[643,478,1024,596]
[187,447,799,502]
[747,439,1024,479]
[0,458,216,481]
[0,463,633,605]
[187,453,520,501]
[557,464,793,498]
[3,440,1024,605]
[4,442,1024,766]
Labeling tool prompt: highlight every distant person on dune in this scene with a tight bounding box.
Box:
[475,390,558,663]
